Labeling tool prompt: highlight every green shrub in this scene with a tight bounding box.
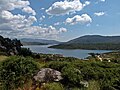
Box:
[19,48,32,57]
[62,66,83,87]
[43,82,64,90]
[45,61,70,71]
[0,56,40,90]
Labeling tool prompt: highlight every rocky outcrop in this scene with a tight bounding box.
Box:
[34,68,62,83]
[0,35,22,55]
[32,68,62,90]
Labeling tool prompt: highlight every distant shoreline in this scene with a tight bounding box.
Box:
[23,45,112,59]
[21,42,49,46]
[49,43,120,50]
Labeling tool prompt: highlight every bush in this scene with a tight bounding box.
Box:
[62,66,83,87]
[43,82,64,90]
[0,56,40,90]
[45,61,70,71]
[102,85,116,90]
[19,48,32,57]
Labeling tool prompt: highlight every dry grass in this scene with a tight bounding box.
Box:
[88,80,100,90]
[0,55,8,62]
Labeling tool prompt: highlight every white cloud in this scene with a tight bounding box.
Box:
[94,12,105,16]
[27,16,37,25]
[0,0,30,11]
[65,14,92,25]
[95,0,106,4]
[83,1,91,7]
[1,10,15,20]
[0,0,67,39]
[40,8,45,10]
[0,0,36,15]
[86,23,91,27]
[59,27,67,33]
[100,0,106,2]
[42,15,45,18]
[22,6,36,15]
[1,10,36,30]
[11,0,30,9]
[23,26,67,38]
[46,0,90,15]
[54,22,60,26]
[40,15,46,21]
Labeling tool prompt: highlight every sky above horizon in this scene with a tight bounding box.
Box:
[0,0,120,41]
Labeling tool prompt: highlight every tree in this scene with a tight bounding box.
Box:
[19,48,32,57]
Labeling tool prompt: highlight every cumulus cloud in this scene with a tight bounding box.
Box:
[23,26,67,38]
[0,0,30,11]
[65,14,92,25]
[59,27,67,33]
[94,12,105,16]
[1,10,37,30]
[0,0,36,16]
[0,11,66,38]
[0,0,67,38]
[46,0,90,15]
[22,6,36,15]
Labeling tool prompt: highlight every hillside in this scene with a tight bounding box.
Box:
[0,35,22,55]
[21,38,61,45]
[0,35,120,90]
[67,35,120,44]
[49,35,120,50]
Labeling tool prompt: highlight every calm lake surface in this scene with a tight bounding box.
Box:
[23,45,112,59]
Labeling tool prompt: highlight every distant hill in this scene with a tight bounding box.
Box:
[20,38,62,45]
[49,35,120,50]
[67,35,120,44]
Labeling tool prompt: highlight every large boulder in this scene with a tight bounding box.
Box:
[33,68,62,83]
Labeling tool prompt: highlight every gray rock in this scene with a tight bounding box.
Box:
[80,81,89,88]
[34,68,62,83]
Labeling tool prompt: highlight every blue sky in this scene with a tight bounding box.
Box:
[0,0,120,41]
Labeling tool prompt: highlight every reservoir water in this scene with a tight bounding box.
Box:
[23,45,112,59]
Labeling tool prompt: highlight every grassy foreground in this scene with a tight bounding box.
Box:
[0,51,120,90]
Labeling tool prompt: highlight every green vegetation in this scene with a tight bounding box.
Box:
[19,48,33,57]
[0,51,120,90]
[42,82,64,90]
[49,35,120,50]
[0,35,22,55]
[0,56,40,90]
[46,60,120,90]
[0,35,120,90]
[49,43,120,50]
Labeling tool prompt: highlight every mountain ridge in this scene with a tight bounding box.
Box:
[66,35,120,44]
[20,38,62,45]
[49,35,120,50]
